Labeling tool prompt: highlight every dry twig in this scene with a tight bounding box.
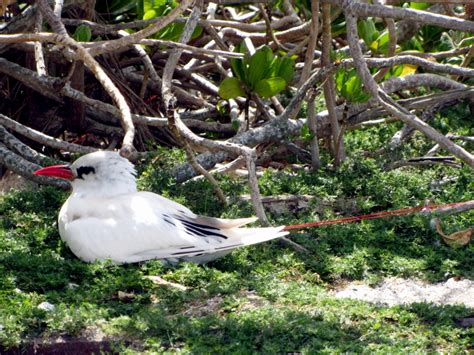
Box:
[343,4,474,167]
[36,0,136,157]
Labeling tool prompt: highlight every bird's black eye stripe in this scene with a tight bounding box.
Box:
[76,166,95,179]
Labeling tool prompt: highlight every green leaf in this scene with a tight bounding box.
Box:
[410,2,430,10]
[438,32,455,52]
[358,19,379,47]
[73,25,92,42]
[219,77,246,99]
[247,46,273,89]
[235,41,249,55]
[392,64,404,77]
[254,77,286,98]
[459,37,474,48]
[265,56,281,79]
[143,8,159,20]
[336,69,370,103]
[335,69,345,92]
[143,0,154,12]
[300,123,314,142]
[191,26,203,40]
[372,31,391,54]
[331,19,346,37]
[400,37,424,52]
[158,23,184,41]
[137,0,145,18]
[345,75,362,98]
[143,0,168,13]
[420,25,443,44]
[277,57,295,84]
[341,76,348,99]
[231,120,240,131]
[142,0,175,19]
[98,0,136,15]
[352,90,370,103]
[216,100,227,114]
[231,57,245,81]
[233,42,250,81]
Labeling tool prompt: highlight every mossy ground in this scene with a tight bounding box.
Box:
[1,105,473,352]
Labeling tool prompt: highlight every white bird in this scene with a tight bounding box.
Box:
[34,151,288,264]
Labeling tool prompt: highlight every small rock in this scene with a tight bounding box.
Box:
[0,170,37,194]
[38,301,55,312]
[456,317,474,328]
[117,291,136,302]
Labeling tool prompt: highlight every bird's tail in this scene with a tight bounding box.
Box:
[193,215,258,229]
[193,214,288,246]
[153,216,289,264]
[177,225,288,263]
[223,225,289,246]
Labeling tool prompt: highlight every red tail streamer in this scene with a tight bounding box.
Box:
[283,201,473,231]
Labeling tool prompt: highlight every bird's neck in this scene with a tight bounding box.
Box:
[70,177,137,198]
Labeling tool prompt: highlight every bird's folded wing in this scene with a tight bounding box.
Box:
[137,191,197,217]
[125,241,245,263]
[124,224,288,263]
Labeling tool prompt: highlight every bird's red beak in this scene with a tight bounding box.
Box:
[33,165,75,180]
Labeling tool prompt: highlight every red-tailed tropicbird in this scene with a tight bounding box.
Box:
[34,151,288,264]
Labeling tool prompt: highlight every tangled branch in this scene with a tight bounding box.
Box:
[0,0,472,218]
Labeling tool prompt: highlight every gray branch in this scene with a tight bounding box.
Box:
[333,0,474,33]
[1,113,97,154]
[0,144,70,189]
[343,4,474,167]
[0,125,55,165]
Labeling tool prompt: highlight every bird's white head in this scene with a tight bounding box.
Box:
[34,151,137,197]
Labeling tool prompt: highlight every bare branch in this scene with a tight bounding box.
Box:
[334,0,474,33]
[33,11,47,76]
[387,157,462,170]
[373,0,397,82]
[0,113,97,154]
[430,200,474,217]
[0,144,70,189]
[53,0,64,18]
[322,2,345,165]
[298,0,319,88]
[0,125,53,165]
[343,5,474,167]
[0,57,228,135]
[87,0,194,57]
[161,0,229,207]
[88,38,244,59]
[124,71,210,109]
[307,92,321,170]
[61,16,299,35]
[35,0,136,157]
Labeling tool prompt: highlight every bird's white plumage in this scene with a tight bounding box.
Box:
[57,151,288,263]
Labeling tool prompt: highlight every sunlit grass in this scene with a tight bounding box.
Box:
[1,107,473,352]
